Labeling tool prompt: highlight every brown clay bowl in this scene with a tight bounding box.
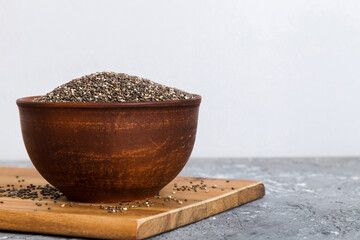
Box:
[17,96,201,203]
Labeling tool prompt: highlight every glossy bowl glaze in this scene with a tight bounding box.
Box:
[17,96,201,202]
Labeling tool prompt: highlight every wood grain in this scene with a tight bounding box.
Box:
[0,167,265,239]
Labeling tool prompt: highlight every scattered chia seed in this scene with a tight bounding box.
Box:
[0,183,62,200]
[33,72,196,103]
[0,178,233,214]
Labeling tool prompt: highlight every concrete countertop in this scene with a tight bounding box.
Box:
[0,157,359,240]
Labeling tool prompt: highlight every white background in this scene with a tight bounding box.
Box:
[1,0,360,160]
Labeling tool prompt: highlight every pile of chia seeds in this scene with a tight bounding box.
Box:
[33,72,195,103]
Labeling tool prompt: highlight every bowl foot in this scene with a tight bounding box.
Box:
[60,187,163,203]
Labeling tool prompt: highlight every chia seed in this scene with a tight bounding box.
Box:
[33,72,196,103]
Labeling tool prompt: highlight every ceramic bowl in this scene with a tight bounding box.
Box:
[17,96,201,202]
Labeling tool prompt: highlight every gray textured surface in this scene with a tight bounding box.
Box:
[0,157,359,240]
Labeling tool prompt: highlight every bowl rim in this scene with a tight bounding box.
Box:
[17,95,201,108]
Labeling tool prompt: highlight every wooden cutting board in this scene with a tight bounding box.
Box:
[0,167,265,239]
